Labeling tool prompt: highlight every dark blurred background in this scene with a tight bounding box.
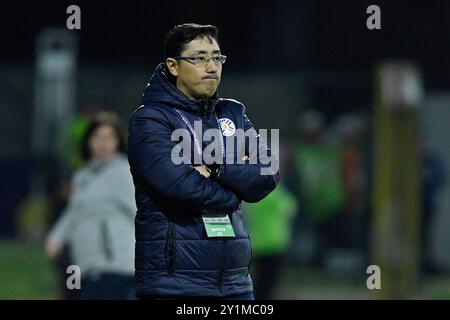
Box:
[0,0,449,299]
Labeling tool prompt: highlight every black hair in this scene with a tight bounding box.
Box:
[80,112,126,162]
[164,23,220,60]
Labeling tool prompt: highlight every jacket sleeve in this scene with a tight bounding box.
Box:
[46,174,80,244]
[127,106,241,215]
[213,109,280,203]
[46,206,74,244]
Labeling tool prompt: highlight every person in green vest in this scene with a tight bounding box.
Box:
[244,182,298,299]
[289,110,346,267]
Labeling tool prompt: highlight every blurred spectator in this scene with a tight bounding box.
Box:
[47,103,105,300]
[335,115,366,217]
[420,140,446,275]
[45,112,136,300]
[244,145,298,299]
[333,114,369,252]
[319,114,371,275]
[290,110,346,267]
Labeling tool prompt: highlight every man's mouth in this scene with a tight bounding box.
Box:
[203,76,218,80]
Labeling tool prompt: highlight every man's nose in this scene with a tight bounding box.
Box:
[205,59,218,73]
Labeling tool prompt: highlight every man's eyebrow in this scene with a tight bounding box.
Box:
[192,49,221,55]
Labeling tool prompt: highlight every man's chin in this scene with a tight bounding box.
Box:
[195,90,217,100]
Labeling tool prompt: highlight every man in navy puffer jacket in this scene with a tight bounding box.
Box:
[128,23,279,299]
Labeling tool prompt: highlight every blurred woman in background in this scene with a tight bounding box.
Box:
[45,112,136,300]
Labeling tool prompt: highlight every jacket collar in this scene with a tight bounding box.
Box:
[142,63,220,115]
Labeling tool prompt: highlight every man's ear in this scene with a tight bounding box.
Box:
[165,58,178,77]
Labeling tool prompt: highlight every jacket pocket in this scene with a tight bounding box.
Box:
[165,222,176,274]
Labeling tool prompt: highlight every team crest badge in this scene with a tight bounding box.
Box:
[218,118,236,136]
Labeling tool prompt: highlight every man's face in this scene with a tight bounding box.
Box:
[166,37,222,100]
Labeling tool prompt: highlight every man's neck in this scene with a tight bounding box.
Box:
[175,82,198,101]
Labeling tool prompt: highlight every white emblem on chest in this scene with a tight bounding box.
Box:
[218,118,236,136]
